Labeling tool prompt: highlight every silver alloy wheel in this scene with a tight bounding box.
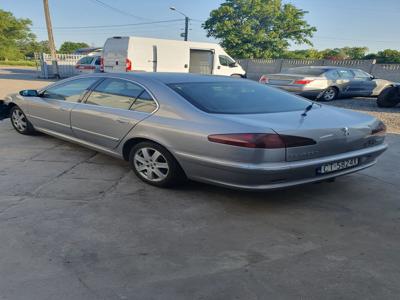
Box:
[134,147,169,182]
[323,88,336,101]
[11,108,28,132]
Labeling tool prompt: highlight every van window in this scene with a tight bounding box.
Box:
[219,55,235,67]
[86,78,144,109]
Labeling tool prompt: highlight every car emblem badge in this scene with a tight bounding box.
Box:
[341,127,350,136]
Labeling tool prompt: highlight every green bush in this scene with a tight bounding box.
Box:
[0,60,37,67]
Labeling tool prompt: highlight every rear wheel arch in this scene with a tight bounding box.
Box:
[122,137,181,169]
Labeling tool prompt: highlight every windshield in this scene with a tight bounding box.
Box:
[285,67,326,76]
[168,80,310,114]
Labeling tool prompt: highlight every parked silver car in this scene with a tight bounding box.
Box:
[75,55,102,74]
[259,66,394,101]
[4,73,387,190]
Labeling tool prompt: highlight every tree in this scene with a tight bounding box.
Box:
[203,0,316,58]
[59,41,90,54]
[343,47,368,60]
[0,9,36,60]
[19,40,50,59]
[373,49,400,63]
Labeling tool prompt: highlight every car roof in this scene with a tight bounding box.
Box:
[287,66,359,71]
[97,72,240,84]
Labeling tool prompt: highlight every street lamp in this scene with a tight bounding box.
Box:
[169,6,189,41]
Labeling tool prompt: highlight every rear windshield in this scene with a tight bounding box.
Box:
[78,56,94,65]
[168,80,310,114]
[285,67,326,76]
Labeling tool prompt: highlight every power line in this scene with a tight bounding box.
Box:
[32,19,183,30]
[87,0,151,21]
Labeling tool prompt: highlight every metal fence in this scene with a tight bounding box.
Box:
[35,53,400,83]
[36,53,85,78]
[237,58,378,81]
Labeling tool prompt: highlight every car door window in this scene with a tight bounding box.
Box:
[130,90,157,113]
[42,77,99,102]
[325,70,340,80]
[94,57,101,65]
[353,69,371,80]
[85,78,144,110]
[337,69,354,79]
[219,55,235,67]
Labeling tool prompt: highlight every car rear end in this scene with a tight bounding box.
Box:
[75,56,101,74]
[167,79,387,190]
[259,67,329,98]
[102,37,132,73]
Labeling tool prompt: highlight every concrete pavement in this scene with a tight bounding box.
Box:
[0,119,399,299]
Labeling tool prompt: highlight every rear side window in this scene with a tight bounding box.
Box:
[42,77,99,102]
[86,78,144,109]
[168,81,310,114]
[130,91,157,113]
[325,70,340,80]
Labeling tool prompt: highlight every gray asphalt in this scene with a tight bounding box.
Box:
[0,118,399,300]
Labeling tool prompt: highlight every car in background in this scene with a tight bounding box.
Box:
[3,73,387,190]
[376,85,400,107]
[259,66,394,101]
[75,55,102,74]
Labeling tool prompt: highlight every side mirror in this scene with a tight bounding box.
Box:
[370,75,375,80]
[19,89,39,97]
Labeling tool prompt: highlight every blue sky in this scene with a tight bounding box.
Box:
[2,0,400,53]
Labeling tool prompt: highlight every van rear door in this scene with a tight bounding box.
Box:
[189,49,214,74]
[103,37,129,73]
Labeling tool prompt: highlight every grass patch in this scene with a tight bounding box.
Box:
[0,60,37,67]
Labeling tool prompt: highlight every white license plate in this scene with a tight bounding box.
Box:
[317,158,359,174]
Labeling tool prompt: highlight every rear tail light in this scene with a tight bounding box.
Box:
[75,64,80,69]
[294,79,314,85]
[259,75,269,84]
[371,122,387,136]
[126,58,132,72]
[100,57,104,72]
[208,133,316,149]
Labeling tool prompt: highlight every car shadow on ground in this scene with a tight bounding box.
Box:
[326,97,400,113]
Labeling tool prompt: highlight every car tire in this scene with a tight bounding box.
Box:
[320,87,338,101]
[129,141,186,188]
[377,86,400,108]
[10,106,36,135]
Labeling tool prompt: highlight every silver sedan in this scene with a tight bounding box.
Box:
[259,66,394,101]
[4,73,388,190]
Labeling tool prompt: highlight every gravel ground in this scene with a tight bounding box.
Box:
[326,97,400,133]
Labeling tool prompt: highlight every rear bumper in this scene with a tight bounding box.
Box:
[177,143,388,190]
[267,84,323,98]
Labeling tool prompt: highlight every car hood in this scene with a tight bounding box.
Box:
[216,105,381,161]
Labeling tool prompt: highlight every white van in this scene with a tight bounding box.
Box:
[102,36,246,77]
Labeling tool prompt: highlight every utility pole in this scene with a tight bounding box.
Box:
[184,17,189,41]
[43,0,59,78]
[169,7,190,41]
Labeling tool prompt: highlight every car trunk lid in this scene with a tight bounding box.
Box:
[217,105,376,162]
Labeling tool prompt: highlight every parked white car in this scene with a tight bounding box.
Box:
[102,36,246,77]
[75,55,102,74]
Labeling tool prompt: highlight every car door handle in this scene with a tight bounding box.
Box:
[116,118,130,124]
